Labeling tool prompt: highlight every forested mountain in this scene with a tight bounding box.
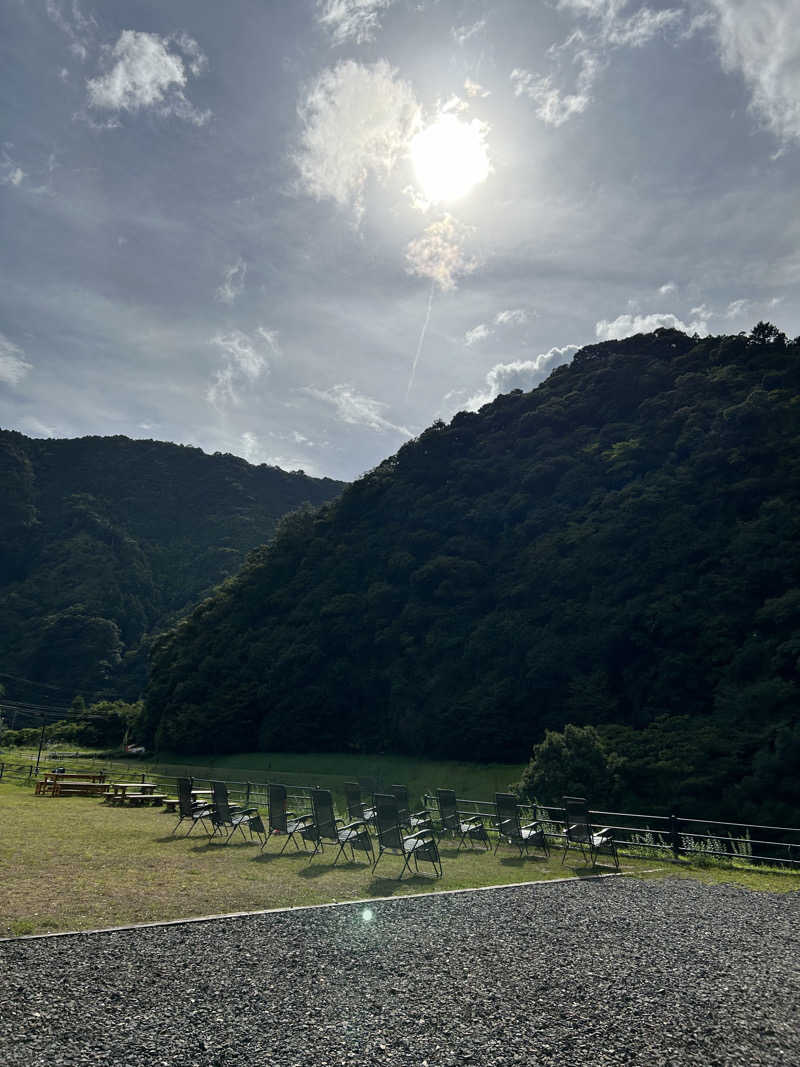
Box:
[143,326,800,819]
[0,432,344,701]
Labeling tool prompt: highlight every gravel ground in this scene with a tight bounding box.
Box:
[0,876,798,1067]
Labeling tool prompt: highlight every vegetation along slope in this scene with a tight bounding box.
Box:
[0,432,344,702]
[144,325,800,822]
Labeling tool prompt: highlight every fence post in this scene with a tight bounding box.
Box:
[0,762,4,780]
[246,781,252,806]
[29,764,34,779]
[669,812,681,859]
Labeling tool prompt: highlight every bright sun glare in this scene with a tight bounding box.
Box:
[410,113,490,204]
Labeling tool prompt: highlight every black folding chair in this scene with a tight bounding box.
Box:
[494,793,550,857]
[389,784,432,831]
[263,783,314,854]
[209,781,265,844]
[172,777,213,837]
[561,796,619,868]
[436,788,489,850]
[344,781,375,825]
[306,788,374,864]
[372,794,442,879]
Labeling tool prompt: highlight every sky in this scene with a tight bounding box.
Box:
[1,0,798,481]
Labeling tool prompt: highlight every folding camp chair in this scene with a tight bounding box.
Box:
[493,793,550,857]
[436,788,490,850]
[372,794,442,879]
[172,777,213,837]
[389,784,433,831]
[263,783,314,854]
[306,788,374,864]
[344,781,375,825]
[209,781,265,844]
[561,796,619,868]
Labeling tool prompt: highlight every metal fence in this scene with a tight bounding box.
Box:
[421,794,800,869]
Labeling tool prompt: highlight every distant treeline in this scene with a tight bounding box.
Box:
[142,324,800,820]
[0,432,344,702]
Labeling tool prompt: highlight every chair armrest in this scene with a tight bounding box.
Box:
[405,828,435,841]
[521,820,542,832]
[340,819,368,832]
[412,807,432,817]
[460,814,483,825]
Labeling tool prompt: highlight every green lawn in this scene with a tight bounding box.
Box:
[2,777,797,939]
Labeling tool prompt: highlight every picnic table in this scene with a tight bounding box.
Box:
[35,771,107,797]
[105,783,165,807]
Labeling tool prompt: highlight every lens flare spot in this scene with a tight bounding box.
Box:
[410,113,490,204]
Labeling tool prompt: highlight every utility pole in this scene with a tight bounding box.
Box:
[35,714,46,775]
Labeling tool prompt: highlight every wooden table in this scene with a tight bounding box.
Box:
[106,782,157,805]
[51,780,109,797]
[36,771,107,796]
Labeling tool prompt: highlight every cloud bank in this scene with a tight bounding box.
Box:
[467,345,579,410]
[0,334,32,386]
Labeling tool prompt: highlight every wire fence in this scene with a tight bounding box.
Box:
[2,754,799,869]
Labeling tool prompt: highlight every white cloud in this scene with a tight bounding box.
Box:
[464,78,491,98]
[316,0,396,46]
[295,60,420,220]
[707,0,800,143]
[511,51,599,126]
[46,0,96,62]
[595,311,710,340]
[0,333,33,386]
[452,19,487,46]
[2,166,25,187]
[516,1,684,126]
[466,345,579,410]
[725,298,750,318]
[207,327,276,408]
[305,384,412,436]
[659,281,677,295]
[690,303,711,318]
[405,215,478,292]
[465,323,492,346]
[215,258,247,305]
[87,31,210,124]
[495,308,529,326]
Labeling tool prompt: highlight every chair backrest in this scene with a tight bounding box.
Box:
[437,788,460,833]
[389,784,410,823]
[495,793,522,842]
[563,796,592,843]
[311,788,339,843]
[268,783,288,834]
[343,782,363,823]
[177,777,195,817]
[211,781,232,823]
[374,794,404,851]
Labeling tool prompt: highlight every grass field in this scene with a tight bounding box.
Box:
[148,750,527,807]
[2,776,798,939]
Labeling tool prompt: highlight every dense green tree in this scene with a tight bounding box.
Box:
[517,724,618,806]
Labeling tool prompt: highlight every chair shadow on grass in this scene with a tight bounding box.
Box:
[296,859,374,880]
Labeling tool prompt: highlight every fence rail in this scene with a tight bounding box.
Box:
[3,755,799,869]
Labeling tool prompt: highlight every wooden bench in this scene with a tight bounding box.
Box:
[123,793,167,807]
[51,781,110,797]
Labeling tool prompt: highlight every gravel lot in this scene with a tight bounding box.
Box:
[0,876,797,1066]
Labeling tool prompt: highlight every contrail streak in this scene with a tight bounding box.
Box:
[406,280,435,398]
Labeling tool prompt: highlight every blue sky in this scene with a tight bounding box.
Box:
[1,1,798,479]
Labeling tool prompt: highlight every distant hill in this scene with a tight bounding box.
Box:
[0,432,344,701]
[142,326,800,819]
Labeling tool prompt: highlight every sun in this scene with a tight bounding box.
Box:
[410,113,490,204]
